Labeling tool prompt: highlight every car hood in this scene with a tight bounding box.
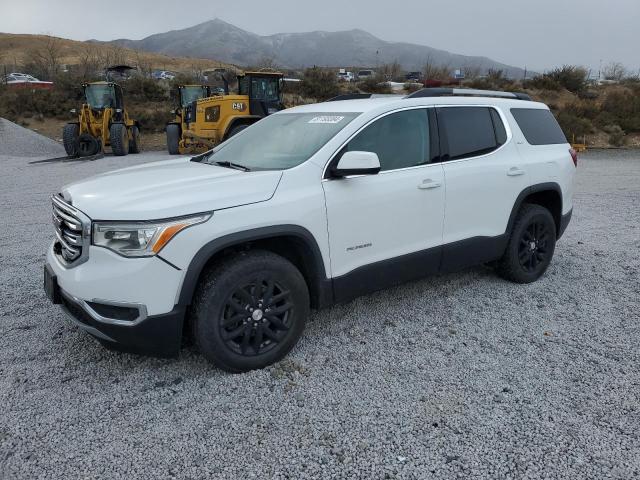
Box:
[61,157,282,220]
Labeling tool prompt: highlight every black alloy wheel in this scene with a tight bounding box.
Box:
[220,277,293,356]
[191,250,309,372]
[518,220,551,272]
[496,204,557,283]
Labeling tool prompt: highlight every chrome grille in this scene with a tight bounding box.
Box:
[52,194,89,266]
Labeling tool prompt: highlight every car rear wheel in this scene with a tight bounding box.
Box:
[191,250,309,372]
[496,204,557,283]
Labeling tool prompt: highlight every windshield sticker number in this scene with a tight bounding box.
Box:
[308,115,345,124]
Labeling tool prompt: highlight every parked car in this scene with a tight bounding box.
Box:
[356,69,375,80]
[45,88,576,372]
[406,71,423,82]
[337,71,355,82]
[3,72,53,90]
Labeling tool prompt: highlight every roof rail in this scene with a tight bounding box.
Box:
[326,93,403,102]
[406,88,531,101]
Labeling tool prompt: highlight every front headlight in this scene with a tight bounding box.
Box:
[92,213,211,257]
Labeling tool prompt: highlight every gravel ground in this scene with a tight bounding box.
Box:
[0,119,65,157]
[0,148,639,479]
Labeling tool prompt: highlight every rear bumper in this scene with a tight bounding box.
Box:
[558,208,573,239]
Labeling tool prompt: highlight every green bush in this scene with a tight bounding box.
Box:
[526,75,562,91]
[300,67,339,101]
[546,65,589,93]
[555,111,594,140]
[602,89,640,132]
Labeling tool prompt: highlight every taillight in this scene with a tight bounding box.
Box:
[569,148,578,167]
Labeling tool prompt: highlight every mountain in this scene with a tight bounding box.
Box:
[109,19,525,77]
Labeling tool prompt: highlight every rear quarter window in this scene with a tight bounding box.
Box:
[511,108,568,145]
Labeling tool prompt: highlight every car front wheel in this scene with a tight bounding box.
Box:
[191,250,309,372]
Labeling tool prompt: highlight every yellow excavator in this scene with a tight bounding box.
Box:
[63,67,140,157]
[166,71,284,154]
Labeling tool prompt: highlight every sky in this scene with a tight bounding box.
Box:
[0,0,638,73]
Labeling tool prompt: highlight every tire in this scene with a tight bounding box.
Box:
[225,123,248,140]
[191,250,310,372]
[62,123,79,157]
[109,123,129,156]
[166,124,181,154]
[496,204,557,283]
[128,126,141,154]
[77,133,101,157]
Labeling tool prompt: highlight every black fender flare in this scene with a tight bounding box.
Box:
[505,182,563,237]
[176,225,331,307]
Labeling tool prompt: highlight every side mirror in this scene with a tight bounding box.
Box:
[332,151,381,177]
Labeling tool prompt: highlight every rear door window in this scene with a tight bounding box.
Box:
[511,108,567,145]
[438,107,506,161]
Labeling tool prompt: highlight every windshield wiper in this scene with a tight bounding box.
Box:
[213,160,251,172]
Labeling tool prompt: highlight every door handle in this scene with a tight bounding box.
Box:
[418,179,442,190]
[507,167,525,176]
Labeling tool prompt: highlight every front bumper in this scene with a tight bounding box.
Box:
[46,242,186,356]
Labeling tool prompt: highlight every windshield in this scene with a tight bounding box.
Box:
[85,85,115,109]
[180,86,207,107]
[202,112,360,170]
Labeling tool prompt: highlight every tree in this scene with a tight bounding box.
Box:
[27,36,62,80]
[380,60,403,81]
[603,62,627,82]
[421,57,451,80]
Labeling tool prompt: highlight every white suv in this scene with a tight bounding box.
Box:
[45,88,576,372]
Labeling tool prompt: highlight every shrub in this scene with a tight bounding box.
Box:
[546,65,589,93]
[123,77,168,102]
[359,76,393,94]
[128,107,173,133]
[562,100,599,120]
[555,111,594,140]
[300,67,339,101]
[601,88,640,132]
[605,125,626,147]
[526,75,562,91]
[404,82,422,93]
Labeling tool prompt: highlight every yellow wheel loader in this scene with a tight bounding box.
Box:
[166,71,284,155]
[62,81,140,158]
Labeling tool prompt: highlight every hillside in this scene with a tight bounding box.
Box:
[0,33,233,76]
[108,18,526,76]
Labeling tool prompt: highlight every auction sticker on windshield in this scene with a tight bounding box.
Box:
[308,116,345,124]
